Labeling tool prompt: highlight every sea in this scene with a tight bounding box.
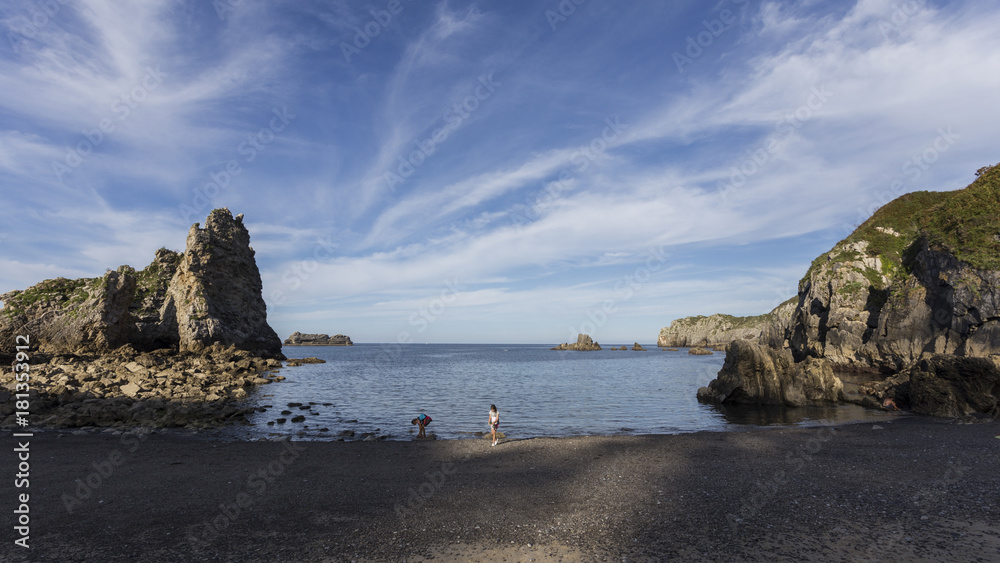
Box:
[230,343,900,441]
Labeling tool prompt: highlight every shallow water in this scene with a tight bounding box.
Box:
[234,344,901,441]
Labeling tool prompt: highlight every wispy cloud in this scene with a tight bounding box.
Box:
[2,0,998,342]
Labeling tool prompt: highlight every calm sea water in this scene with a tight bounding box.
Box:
[234,344,898,441]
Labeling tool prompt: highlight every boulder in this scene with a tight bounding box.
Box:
[632,342,646,351]
[697,341,843,407]
[905,356,1000,417]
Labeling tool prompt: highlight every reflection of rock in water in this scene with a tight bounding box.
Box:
[708,402,898,426]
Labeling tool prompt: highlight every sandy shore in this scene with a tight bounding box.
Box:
[2,417,999,562]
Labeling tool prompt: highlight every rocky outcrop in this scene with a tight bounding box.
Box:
[168,209,282,355]
[0,208,282,357]
[658,298,797,348]
[632,342,646,351]
[0,346,285,428]
[859,355,1000,418]
[284,332,354,346]
[697,341,844,406]
[789,176,1000,373]
[552,334,602,351]
[698,165,1000,417]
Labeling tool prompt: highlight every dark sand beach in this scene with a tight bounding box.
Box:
[3,417,999,562]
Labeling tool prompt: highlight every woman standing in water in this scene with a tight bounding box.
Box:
[488,404,500,446]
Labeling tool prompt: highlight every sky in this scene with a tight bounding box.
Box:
[1,0,998,345]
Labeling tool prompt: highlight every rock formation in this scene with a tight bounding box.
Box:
[697,341,844,406]
[0,208,287,428]
[0,346,284,428]
[284,332,354,346]
[552,334,602,351]
[632,342,647,351]
[0,208,282,357]
[658,298,797,348]
[697,164,1000,417]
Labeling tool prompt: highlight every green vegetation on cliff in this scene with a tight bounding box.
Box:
[802,164,1000,287]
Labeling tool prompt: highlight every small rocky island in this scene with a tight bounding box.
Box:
[284,332,354,346]
[0,208,285,428]
[552,333,602,351]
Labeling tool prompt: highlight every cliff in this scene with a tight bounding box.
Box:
[0,208,282,357]
[789,165,1000,372]
[657,298,797,348]
[284,332,354,346]
[698,164,1000,417]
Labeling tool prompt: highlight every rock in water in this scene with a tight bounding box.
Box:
[551,333,602,351]
[283,332,353,346]
[697,341,843,406]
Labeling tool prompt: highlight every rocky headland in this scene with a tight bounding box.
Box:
[657,298,797,348]
[697,164,1000,418]
[284,332,354,346]
[552,333,602,351]
[0,208,286,428]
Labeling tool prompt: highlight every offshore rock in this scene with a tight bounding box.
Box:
[552,334,602,351]
[284,332,354,346]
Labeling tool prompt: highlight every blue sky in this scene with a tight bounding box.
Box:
[1,0,998,344]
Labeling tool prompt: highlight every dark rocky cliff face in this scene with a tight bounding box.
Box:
[699,164,1000,416]
[0,208,282,357]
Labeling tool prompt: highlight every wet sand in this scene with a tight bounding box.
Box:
[2,416,999,562]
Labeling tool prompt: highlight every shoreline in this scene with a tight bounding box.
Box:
[3,416,998,561]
